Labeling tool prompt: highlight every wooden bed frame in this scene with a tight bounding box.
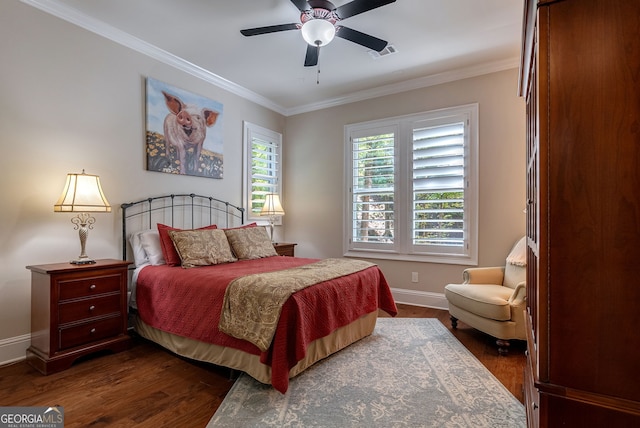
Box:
[121,193,380,389]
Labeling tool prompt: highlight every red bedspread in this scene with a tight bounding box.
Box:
[135,256,397,393]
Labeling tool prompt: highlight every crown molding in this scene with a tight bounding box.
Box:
[22,0,518,117]
[21,0,287,115]
[284,58,520,116]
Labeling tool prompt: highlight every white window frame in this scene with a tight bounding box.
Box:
[243,121,283,224]
[344,104,478,265]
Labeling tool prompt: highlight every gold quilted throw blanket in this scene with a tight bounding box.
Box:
[219,258,375,352]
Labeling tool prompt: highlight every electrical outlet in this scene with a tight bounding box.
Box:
[411,272,419,283]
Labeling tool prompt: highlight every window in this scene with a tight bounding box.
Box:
[243,122,282,222]
[344,104,478,265]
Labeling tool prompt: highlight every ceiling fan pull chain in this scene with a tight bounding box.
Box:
[316,41,321,84]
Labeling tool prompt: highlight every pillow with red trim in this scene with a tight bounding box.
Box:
[223,222,257,231]
[157,223,217,266]
[225,226,277,260]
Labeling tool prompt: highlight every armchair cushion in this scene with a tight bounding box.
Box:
[444,284,514,321]
[504,236,527,288]
[503,263,526,289]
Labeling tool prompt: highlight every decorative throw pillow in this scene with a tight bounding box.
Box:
[157,223,217,266]
[168,228,237,268]
[506,236,527,266]
[225,226,278,260]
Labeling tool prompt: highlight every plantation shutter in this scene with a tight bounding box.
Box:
[250,134,280,217]
[412,122,465,248]
[344,104,477,264]
[351,131,395,247]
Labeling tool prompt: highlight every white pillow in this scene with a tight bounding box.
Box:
[129,231,150,267]
[138,229,166,266]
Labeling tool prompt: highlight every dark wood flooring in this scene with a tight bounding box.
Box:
[0,304,525,427]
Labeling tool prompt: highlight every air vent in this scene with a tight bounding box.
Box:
[369,44,397,59]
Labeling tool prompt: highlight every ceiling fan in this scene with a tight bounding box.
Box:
[240,0,396,67]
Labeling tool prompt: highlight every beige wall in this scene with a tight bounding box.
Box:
[0,1,525,362]
[284,69,526,305]
[0,2,284,353]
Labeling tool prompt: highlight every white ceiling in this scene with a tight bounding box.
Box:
[25,0,524,115]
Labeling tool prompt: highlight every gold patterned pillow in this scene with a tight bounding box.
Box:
[168,229,237,268]
[224,226,278,260]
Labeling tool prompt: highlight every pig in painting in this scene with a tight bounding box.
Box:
[162,91,219,175]
[145,77,224,178]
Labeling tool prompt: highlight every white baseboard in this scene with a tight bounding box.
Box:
[0,334,30,367]
[390,288,450,311]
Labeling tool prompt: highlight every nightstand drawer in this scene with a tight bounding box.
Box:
[58,273,121,301]
[274,243,297,257]
[58,294,122,324]
[59,316,123,350]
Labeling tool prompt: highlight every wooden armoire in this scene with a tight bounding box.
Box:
[519,0,640,426]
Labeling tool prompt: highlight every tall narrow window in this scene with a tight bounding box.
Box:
[412,121,465,252]
[243,122,282,222]
[351,129,396,249]
[345,105,477,265]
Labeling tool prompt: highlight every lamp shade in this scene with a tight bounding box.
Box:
[301,19,336,47]
[260,194,285,216]
[54,170,111,212]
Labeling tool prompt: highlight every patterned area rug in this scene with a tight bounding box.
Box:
[208,318,526,427]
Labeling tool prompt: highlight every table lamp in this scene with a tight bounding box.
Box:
[260,193,285,243]
[54,170,111,264]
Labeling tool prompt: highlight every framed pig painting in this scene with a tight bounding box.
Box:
[145,77,224,178]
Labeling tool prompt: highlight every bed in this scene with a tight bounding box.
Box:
[122,194,397,393]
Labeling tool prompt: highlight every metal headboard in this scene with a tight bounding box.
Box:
[121,193,245,261]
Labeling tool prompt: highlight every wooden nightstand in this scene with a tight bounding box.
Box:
[273,242,297,257]
[25,259,132,374]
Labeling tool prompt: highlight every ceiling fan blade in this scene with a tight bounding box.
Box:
[290,0,311,12]
[334,0,396,20]
[335,26,388,52]
[240,23,299,37]
[304,44,319,67]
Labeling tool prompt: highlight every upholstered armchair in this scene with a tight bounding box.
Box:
[444,237,526,355]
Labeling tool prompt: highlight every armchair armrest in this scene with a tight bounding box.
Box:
[509,281,527,329]
[508,281,526,306]
[462,266,505,285]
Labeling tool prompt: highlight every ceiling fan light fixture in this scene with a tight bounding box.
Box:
[301,19,335,46]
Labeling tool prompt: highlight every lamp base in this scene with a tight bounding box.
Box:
[70,258,96,265]
[71,213,97,265]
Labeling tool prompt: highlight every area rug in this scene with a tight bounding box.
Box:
[208,318,525,427]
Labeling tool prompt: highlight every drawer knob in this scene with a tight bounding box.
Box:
[90,328,96,334]
[89,305,96,311]
[89,284,97,290]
